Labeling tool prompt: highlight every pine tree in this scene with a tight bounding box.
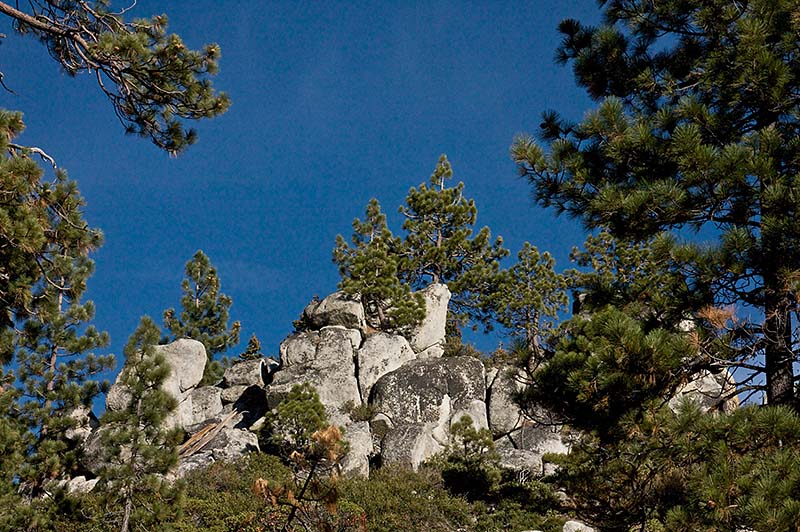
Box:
[239,333,264,361]
[486,242,568,360]
[0,371,26,529]
[0,111,96,362]
[518,231,799,529]
[333,199,425,331]
[9,159,113,500]
[0,1,229,154]
[98,316,183,532]
[259,383,347,532]
[399,155,508,328]
[512,0,800,406]
[163,250,240,384]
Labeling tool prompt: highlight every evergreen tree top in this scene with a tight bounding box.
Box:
[513,0,800,405]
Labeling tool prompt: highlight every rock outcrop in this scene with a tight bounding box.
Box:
[487,365,571,475]
[357,332,416,400]
[272,326,362,424]
[408,283,450,358]
[669,368,739,414]
[105,338,207,413]
[303,291,367,332]
[78,281,738,492]
[369,355,488,470]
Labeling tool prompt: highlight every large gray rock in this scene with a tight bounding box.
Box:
[180,386,223,427]
[280,331,321,367]
[340,421,373,477]
[357,332,417,400]
[496,447,543,476]
[106,339,207,412]
[220,384,250,404]
[486,366,525,436]
[79,430,106,475]
[563,520,595,532]
[223,358,266,387]
[380,423,444,471]
[304,291,366,332]
[371,356,487,465]
[64,475,99,495]
[160,339,208,394]
[170,451,215,480]
[451,398,489,431]
[203,427,260,462]
[279,326,362,368]
[506,419,570,458]
[408,284,450,355]
[64,406,99,444]
[369,356,486,426]
[271,326,362,422]
[670,369,738,414]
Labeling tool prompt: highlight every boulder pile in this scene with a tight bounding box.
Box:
[268,283,570,476]
[72,283,738,491]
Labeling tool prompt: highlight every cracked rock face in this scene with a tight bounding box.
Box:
[669,368,739,414]
[205,428,260,461]
[563,520,595,532]
[380,423,444,471]
[370,356,487,468]
[369,356,486,425]
[179,386,223,427]
[486,366,526,437]
[340,421,373,477]
[106,338,207,413]
[408,283,450,355]
[272,326,362,422]
[357,332,417,400]
[303,291,366,332]
[222,359,266,387]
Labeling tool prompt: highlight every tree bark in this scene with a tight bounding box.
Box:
[120,496,132,532]
[763,272,795,405]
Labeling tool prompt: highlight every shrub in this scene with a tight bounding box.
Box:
[342,400,377,422]
[262,383,328,458]
[173,453,292,531]
[339,466,474,532]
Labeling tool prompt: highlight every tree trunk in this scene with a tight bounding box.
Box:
[120,496,132,532]
[763,274,795,405]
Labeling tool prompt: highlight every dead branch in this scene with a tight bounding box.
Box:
[8,143,57,168]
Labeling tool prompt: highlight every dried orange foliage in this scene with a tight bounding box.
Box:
[697,305,737,330]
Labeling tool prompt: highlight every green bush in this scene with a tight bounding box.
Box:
[261,382,329,458]
[340,466,474,532]
[172,453,292,531]
[438,415,502,501]
[473,499,564,532]
[342,400,378,422]
[341,465,564,532]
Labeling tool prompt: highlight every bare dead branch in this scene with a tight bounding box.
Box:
[8,142,57,168]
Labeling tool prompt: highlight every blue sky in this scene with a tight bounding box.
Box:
[1,1,601,372]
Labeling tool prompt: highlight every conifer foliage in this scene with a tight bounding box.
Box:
[511,1,800,528]
[98,316,183,532]
[163,250,240,384]
[334,155,507,332]
[0,0,229,154]
[512,0,800,406]
[258,383,349,532]
[400,155,508,327]
[486,242,568,360]
[240,333,264,361]
[334,199,425,330]
[0,117,114,504]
